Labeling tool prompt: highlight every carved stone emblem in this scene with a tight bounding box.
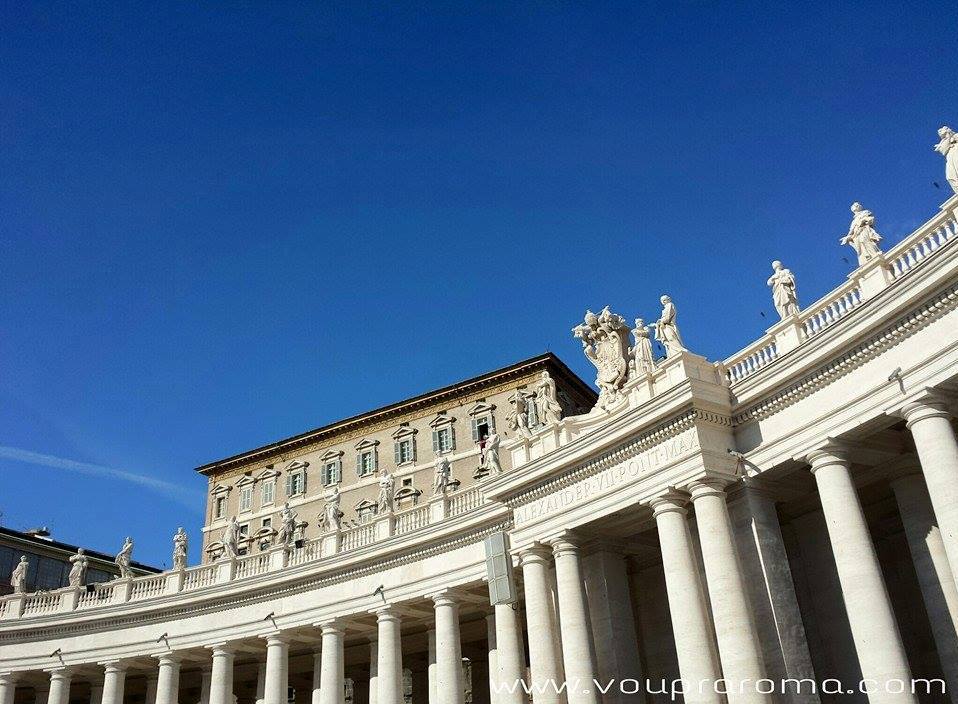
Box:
[572,306,630,407]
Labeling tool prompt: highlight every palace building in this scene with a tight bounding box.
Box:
[2,170,958,704]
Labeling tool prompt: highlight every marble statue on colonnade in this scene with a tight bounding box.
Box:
[222,518,240,559]
[767,260,800,319]
[320,487,343,532]
[279,504,298,547]
[433,455,452,495]
[68,548,88,587]
[507,391,533,438]
[572,306,631,407]
[630,318,655,374]
[115,536,135,578]
[654,295,685,357]
[533,371,562,425]
[172,527,188,570]
[479,430,502,475]
[935,125,958,194]
[841,202,883,266]
[11,556,28,594]
[377,469,395,513]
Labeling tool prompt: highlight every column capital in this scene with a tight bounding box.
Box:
[99,662,129,674]
[261,633,292,646]
[371,605,401,623]
[204,644,236,656]
[0,673,19,685]
[547,532,583,559]
[804,441,851,472]
[428,589,460,607]
[687,478,730,501]
[153,653,183,666]
[44,668,73,680]
[648,490,689,518]
[517,543,553,566]
[900,395,953,427]
[317,618,345,635]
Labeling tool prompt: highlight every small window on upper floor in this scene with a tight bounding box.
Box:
[262,517,272,529]
[286,470,306,497]
[215,496,227,519]
[239,486,253,513]
[322,459,342,486]
[357,450,376,477]
[432,426,455,455]
[262,479,275,506]
[395,438,415,465]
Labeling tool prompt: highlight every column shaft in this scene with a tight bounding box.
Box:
[0,676,17,704]
[493,604,526,704]
[101,666,127,704]
[486,615,499,704]
[156,656,182,704]
[369,639,379,704]
[651,495,722,704]
[264,636,290,704]
[320,622,345,704]
[433,593,464,704]
[904,401,958,581]
[427,630,437,704]
[809,449,916,704]
[47,671,72,704]
[690,481,769,704]
[311,652,322,704]
[520,547,565,704]
[376,609,404,704]
[551,539,599,704]
[209,647,235,704]
[891,474,958,701]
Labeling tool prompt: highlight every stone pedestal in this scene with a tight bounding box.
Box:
[428,496,449,523]
[375,512,396,541]
[215,558,237,584]
[165,570,185,594]
[766,314,805,355]
[111,578,133,604]
[852,254,894,301]
[322,530,342,557]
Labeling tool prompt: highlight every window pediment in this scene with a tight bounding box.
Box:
[354,438,380,451]
[284,460,309,473]
[354,498,377,511]
[394,486,422,501]
[428,413,456,429]
[468,401,496,417]
[391,425,418,440]
[210,483,232,496]
[320,449,345,463]
[235,473,256,487]
[255,467,281,482]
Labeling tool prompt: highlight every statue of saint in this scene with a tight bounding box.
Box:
[222,519,240,560]
[507,392,533,438]
[115,537,135,579]
[68,548,88,587]
[654,295,685,357]
[481,431,502,475]
[766,261,800,319]
[533,372,562,425]
[172,528,188,570]
[433,456,452,495]
[322,488,343,532]
[377,469,395,513]
[840,202,883,266]
[631,318,655,374]
[934,125,958,194]
[279,504,298,547]
[11,556,28,594]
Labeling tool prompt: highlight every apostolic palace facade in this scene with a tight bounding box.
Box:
[3,138,958,704]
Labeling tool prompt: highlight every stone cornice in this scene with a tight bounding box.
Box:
[734,280,958,424]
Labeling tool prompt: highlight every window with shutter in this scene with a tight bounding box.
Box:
[471,418,479,442]
[394,442,401,464]
[432,430,439,453]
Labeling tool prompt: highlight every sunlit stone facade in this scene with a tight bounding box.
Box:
[2,187,958,704]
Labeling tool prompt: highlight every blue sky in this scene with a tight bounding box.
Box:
[1,2,954,568]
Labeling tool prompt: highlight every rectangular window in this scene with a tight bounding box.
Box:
[395,439,414,464]
[262,517,272,529]
[238,523,250,556]
[239,486,253,512]
[215,496,227,519]
[287,471,305,497]
[471,415,495,442]
[432,427,454,454]
[357,451,376,477]
[322,460,342,486]
[262,480,275,505]
[357,504,379,524]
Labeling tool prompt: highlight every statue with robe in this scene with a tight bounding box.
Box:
[11,556,28,594]
[533,371,562,425]
[631,318,655,374]
[115,537,135,578]
[279,504,298,547]
[433,455,452,495]
[507,392,533,438]
[68,549,88,587]
[481,431,502,475]
[322,487,343,532]
[172,528,188,570]
[840,202,883,266]
[935,125,958,195]
[654,296,685,357]
[767,261,800,319]
[377,469,395,513]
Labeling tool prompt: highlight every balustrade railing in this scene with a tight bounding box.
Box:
[887,208,958,280]
[234,553,271,580]
[725,336,778,384]
[77,584,114,609]
[448,486,482,516]
[21,592,61,616]
[130,574,167,601]
[800,279,863,340]
[287,538,321,566]
[395,505,429,535]
[341,523,376,551]
[182,564,217,591]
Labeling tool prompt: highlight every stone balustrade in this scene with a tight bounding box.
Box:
[724,194,958,384]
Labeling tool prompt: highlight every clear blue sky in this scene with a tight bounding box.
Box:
[1,2,953,568]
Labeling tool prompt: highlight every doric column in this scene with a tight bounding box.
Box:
[375,608,404,704]
[101,664,127,704]
[0,674,17,704]
[492,604,526,704]
[550,537,599,704]
[155,655,181,704]
[486,614,499,704]
[901,397,958,579]
[47,670,72,704]
[311,652,322,704]
[262,635,290,704]
[650,493,722,704]
[519,546,565,704]
[145,674,158,704]
[427,629,437,704]
[689,480,769,704]
[319,621,345,704]
[807,447,916,704]
[891,473,958,700]
[208,646,235,704]
[432,591,464,704]
[255,662,268,704]
[368,638,379,704]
